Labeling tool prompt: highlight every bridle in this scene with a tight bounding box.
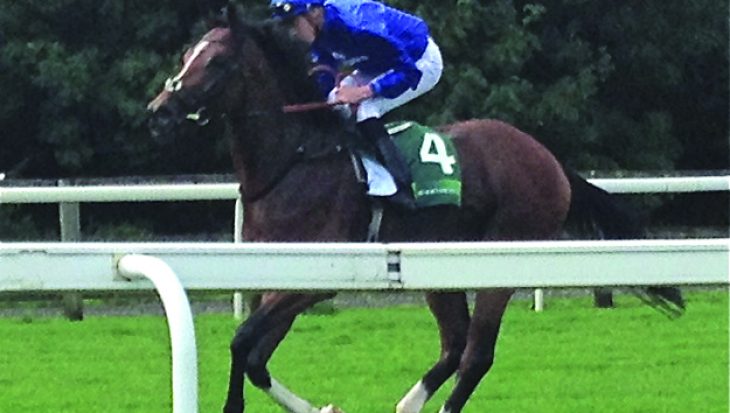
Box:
[163,48,338,126]
[159,40,242,127]
[155,37,348,202]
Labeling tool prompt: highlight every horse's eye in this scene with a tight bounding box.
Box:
[206,56,226,68]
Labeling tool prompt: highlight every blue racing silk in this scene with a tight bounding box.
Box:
[309,0,430,99]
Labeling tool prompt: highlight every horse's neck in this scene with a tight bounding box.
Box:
[230,118,369,241]
[228,33,353,204]
[224,39,307,198]
[228,113,301,197]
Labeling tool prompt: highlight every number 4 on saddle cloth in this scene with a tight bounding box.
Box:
[361,121,462,208]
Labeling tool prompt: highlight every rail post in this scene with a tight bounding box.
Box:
[58,179,84,321]
[233,196,245,320]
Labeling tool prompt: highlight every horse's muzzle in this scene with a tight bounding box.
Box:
[148,104,182,143]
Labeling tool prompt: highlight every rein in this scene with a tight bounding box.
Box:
[241,102,348,202]
[282,101,337,113]
[167,34,348,201]
[280,65,349,113]
[241,135,346,203]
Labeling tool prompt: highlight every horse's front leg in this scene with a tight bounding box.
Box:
[248,317,320,413]
[223,303,267,413]
[223,292,334,413]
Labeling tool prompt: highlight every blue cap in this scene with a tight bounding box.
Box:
[270,1,324,20]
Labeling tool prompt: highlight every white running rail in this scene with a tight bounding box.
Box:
[1,176,728,204]
[1,239,728,413]
[2,240,727,292]
[1,175,728,316]
[589,175,730,193]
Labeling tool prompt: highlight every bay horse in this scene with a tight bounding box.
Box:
[147,6,682,413]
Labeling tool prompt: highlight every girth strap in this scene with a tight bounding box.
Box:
[366,200,384,243]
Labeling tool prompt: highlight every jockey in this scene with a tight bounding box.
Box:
[270,0,443,208]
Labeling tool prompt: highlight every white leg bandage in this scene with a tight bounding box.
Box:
[396,380,430,413]
[267,378,320,413]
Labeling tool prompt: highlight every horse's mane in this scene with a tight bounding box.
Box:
[234,17,345,130]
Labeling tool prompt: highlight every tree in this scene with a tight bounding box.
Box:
[1,0,725,178]
[0,0,229,178]
[0,0,725,234]
[392,0,727,172]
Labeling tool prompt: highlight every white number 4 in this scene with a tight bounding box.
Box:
[419,132,456,175]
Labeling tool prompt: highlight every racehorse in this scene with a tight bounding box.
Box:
[147,6,682,413]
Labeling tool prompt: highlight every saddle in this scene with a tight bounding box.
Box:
[348,120,463,241]
[352,121,463,209]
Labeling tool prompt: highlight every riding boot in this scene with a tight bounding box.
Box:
[357,118,416,210]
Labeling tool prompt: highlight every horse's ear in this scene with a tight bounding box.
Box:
[227,4,246,41]
[227,3,239,21]
[199,0,229,28]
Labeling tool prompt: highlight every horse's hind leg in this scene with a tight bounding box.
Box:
[397,292,470,413]
[438,288,513,413]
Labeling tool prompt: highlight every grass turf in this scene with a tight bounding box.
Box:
[0,290,727,413]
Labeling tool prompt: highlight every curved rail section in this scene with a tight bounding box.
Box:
[116,254,199,413]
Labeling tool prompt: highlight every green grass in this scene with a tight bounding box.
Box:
[0,291,727,413]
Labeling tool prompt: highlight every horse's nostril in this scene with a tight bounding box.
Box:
[147,90,173,112]
[148,107,177,141]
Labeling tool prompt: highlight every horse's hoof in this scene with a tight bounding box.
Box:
[320,404,345,413]
[222,401,243,413]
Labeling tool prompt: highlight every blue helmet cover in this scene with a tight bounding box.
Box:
[270,0,324,19]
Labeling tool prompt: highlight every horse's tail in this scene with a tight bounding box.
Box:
[563,167,686,317]
[563,168,644,239]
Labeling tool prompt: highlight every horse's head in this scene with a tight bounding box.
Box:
[147,8,244,139]
[148,4,342,151]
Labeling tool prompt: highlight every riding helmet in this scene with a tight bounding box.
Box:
[270,0,324,19]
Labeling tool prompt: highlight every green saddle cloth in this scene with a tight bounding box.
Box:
[386,121,462,208]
